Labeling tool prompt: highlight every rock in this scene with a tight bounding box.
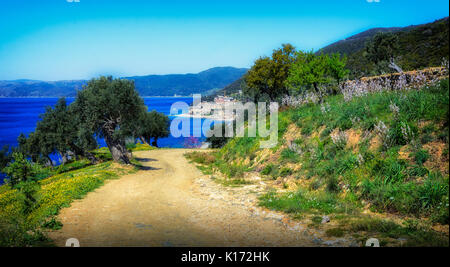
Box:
[323,238,347,247]
[313,238,323,245]
[321,215,330,224]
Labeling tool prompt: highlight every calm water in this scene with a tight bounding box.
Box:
[0,97,211,183]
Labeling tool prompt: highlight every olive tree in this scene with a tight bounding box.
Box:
[72,76,146,164]
[137,110,170,147]
[366,32,402,73]
[245,44,296,102]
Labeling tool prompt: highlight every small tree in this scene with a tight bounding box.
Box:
[3,153,38,188]
[35,98,97,164]
[286,51,330,99]
[137,110,170,147]
[72,76,147,164]
[0,145,12,171]
[327,53,349,93]
[245,44,296,101]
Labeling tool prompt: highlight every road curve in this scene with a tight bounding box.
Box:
[49,149,316,247]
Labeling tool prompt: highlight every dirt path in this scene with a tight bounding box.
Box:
[49,149,319,247]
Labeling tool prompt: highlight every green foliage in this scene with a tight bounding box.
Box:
[0,145,12,171]
[137,110,170,147]
[259,189,356,215]
[327,53,349,90]
[72,76,147,163]
[279,167,293,177]
[206,122,234,148]
[326,228,345,237]
[261,164,274,175]
[184,151,216,165]
[3,153,39,188]
[322,17,449,78]
[0,159,136,246]
[42,217,63,230]
[365,32,400,65]
[349,217,448,247]
[16,181,41,215]
[245,44,296,101]
[281,148,299,163]
[414,149,430,165]
[286,51,331,94]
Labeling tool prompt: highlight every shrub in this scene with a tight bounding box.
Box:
[184,152,216,165]
[414,149,430,165]
[3,153,40,188]
[326,176,340,193]
[261,164,274,175]
[281,148,299,163]
[279,167,293,177]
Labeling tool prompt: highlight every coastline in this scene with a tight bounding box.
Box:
[174,113,235,122]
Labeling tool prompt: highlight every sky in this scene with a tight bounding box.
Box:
[0,0,448,81]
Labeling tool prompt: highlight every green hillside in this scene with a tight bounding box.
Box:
[208,17,449,99]
[320,17,449,78]
[187,78,449,246]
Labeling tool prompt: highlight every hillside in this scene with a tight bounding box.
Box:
[208,17,449,98]
[127,67,247,96]
[186,75,449,246]
[318,27,406,56]
[0,67,248,97]
[203,76,246,101]
[320,17,449,78]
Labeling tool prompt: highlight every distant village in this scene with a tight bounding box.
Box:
[177,94,238,121]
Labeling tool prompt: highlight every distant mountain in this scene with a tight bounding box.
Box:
[204,76,246,101]
[126,67,248,96]
[0,80,86,97]
[0,67,248,97]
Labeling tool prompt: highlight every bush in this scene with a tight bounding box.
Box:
[414,149,430,165]
[184,152,216,165]
[261,164,274,175]
[3,153,40,188]
[279,167,293,177]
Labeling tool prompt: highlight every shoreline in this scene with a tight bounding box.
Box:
[174,113,235,122]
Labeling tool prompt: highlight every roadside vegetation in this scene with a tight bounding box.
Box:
[0,76,164,246]
[186,36,449,246]
[0,144,154,246]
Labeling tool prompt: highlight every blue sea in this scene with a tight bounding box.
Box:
[0,97,211,184]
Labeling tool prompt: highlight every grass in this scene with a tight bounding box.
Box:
[0,150,142,246]
[347,217,449,247]
[190,79,449,246]
[211,176,252,187]
[258,189,359,215]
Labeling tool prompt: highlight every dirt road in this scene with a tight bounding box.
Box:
[49,149,318,247]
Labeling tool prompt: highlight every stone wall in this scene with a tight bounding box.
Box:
[341,67,449,101]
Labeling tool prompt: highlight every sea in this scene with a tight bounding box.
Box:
[0,97,212,184]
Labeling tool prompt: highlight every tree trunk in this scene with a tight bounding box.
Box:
[61,153,68,165]
[104,134,131,164]
[388,58,403,73]
[46,156,53,167]
[313,83,323,103]
[140,136,149,145]
[152,137,158,148]
[69,143,98,164]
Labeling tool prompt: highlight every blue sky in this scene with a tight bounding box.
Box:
[0,0,448,80]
